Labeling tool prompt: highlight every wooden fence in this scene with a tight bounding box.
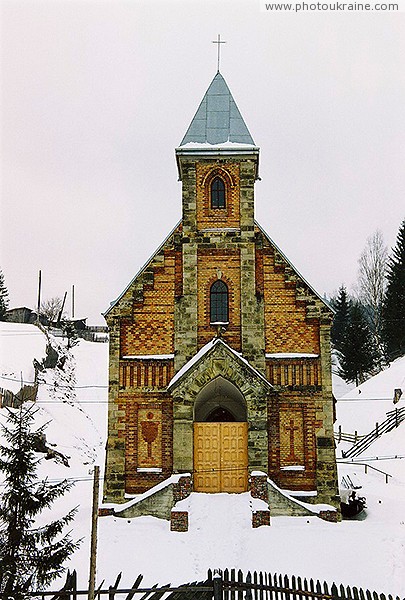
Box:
[341,406,405,459]
[9,568,403,600]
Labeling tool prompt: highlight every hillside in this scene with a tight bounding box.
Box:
[0,323,404,596]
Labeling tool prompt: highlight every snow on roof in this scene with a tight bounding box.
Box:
[168,337,271,390]
[122,354,174,360]
[177,141,258,150]
[266,353,319,359]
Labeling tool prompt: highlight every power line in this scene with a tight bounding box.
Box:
[0,375,108,389]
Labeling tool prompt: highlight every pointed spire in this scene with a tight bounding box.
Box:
[179,72,255,147]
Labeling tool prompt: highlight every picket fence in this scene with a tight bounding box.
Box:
[9,568,403,600]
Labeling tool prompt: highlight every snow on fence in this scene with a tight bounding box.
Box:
[11,568,404,600]
[341,406,405,459]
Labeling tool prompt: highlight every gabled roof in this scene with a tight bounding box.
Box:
[179,72,255,147]
[103,220,181,318]
[255,220,334,314]
[168,337,272,391]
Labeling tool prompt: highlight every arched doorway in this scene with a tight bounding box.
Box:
[193,377,248,493]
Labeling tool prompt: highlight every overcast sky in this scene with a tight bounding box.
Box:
[1,0,404,324]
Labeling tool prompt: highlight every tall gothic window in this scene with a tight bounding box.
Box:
[210,280,229,323]
[211,177,226,209]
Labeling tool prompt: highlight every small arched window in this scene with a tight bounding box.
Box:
[211,177,226,209]
[210,280,229,323]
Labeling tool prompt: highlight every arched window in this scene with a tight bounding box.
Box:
[211,177,225,209]
[210,280,228,323]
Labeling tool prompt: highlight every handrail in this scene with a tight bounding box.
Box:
[336,459,392,483]
[341,406,405,459]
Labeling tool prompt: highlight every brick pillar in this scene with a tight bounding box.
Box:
[173,475,192,502]
[239,160,265,375]
[250,471,270,528]
[103,316,126,502]
[316,321,341,517]
[170,510,189,532]
[250,472,269,502]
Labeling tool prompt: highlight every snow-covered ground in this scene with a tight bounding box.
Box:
[1,323,404,596]
[335,356,405,436]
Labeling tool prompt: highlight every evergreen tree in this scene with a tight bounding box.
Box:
[0,269,9,320]
[337,300,379,385]
[330,285,350,352]
[382,219,405,360]
[0,405,79,598]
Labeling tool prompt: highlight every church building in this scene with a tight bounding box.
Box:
[103,71,340,513]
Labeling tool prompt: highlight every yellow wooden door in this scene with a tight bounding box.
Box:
[193,422,248,493]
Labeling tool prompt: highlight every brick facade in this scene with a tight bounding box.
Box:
[103,79,339,515]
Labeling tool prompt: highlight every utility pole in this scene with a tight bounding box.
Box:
[57,291,67,326]
[72,284,75,319]
[36,270,42,323]
[88,465,100,600]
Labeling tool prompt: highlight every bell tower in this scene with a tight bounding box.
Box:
[174,72,264,375]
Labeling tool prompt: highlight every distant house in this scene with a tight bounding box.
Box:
[5,307,39,324]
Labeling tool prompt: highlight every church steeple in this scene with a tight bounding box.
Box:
[179,72,256,147]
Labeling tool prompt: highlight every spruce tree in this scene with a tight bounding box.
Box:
[0,269,9,320]
[382,219,405,360]
[330,285,350,352]
[0,405,79,598]
[337,300,379,385]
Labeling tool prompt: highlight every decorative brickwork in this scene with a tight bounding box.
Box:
[266,357,321,388]
[170,510,189,532]
[119,359,174,390]
[103,75,340,518]
[268,394,317,491]
[196,163,240,231]
[123,394,173,494]
[262,245,320,355]
[197,247,241,350]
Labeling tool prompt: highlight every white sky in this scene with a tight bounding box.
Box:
[1,0,404,324]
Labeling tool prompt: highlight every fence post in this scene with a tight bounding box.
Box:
[213,570,223,600]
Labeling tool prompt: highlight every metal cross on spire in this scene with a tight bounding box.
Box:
[212,34,226,73]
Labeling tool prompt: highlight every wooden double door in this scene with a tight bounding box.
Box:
[193,422,248,493]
